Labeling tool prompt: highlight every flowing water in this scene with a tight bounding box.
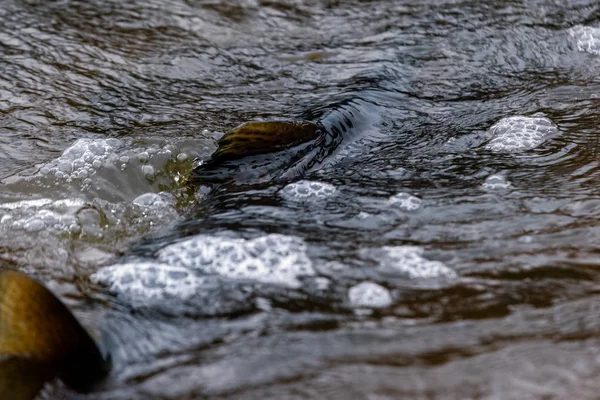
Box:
[2,0,600,398]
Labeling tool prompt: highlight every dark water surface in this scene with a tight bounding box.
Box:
[3,0,600,398]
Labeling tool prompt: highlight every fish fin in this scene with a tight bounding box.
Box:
[0,357,52,400]
[211,121,321,162]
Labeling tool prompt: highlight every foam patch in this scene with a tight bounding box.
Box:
[388,192,422,211]
[158,234,316,288]
[362,246,457,279]
[92,262,208,301]
[279,180,337,202]
[482,174,511,190]
[0,192,177,236]
[568,26,600,55]
[348,282,392,309]
[2,136,214,204]
[39,138,124,187]
[90,262,254,316]
[132,192,176,209]
[0,198,83,210]
[484,115,557,152]
[0,191,179,278]
[0,198,84,234]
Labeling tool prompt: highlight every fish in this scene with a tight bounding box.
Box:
[0,270,109,399]
[189,120,341,186]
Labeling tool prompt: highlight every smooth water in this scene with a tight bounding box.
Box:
[2,0,600,398]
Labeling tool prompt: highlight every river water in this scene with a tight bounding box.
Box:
[2,0,600,399]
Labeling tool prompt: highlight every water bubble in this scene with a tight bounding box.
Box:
[141,165,155,178]
[132,192,172,208]
[88,142,108,156]
[177,153,188,162]
[485,115,557,152]
[77,208,104,238]
[519,236,533,244]
[23,218,45,232]
[279,180,337,202]
[57,161,72,173]
[348,282,392,309]
[389,192,422,211]
[72,158,84,169]
[315,277,331,290]
[91,261,254,316]
[69,223,81,234]
[91,262,207,301]
[482,174,511,190]
[106,138,121,148]
[158,234,315,287]
[362,246,457,280]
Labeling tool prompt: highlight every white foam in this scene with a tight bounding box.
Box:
[141,165,155,179]
[0,198,84,234]
[314,277,331,290]
[568,26,600,55]
[363,246,457,279]
[158,234,315,288]
[0,190,178,243]
[279,180,337,202]
[485,115,557,152]
[0,198,83,210]
[91,234,316,314]
[132,192,176,209]
[348,282,392,309]
[5,137,214,204]
[482,174,511,189]
[43,138,124,187]
[90,261,254,316]
[92,262,208,301]
[388,192,422,211]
